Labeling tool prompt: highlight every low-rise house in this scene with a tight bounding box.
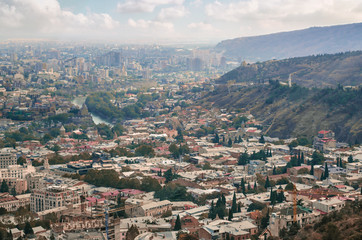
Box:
[312,198,345,214]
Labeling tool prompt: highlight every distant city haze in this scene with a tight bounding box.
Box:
[1,0,362,43]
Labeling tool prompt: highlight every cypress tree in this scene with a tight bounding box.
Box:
[0,180,9,193]
[264,176,270,189]
[310,164,314,176]
[241,178,246,195]
[174,215,181,231]
[301,152,304,163]
[228,138,232,147]
[232,192,237,213]
[324,163,329,179]
[247,182,251,191]
[237,202,241,212]
[228,209,233,221]
[254,182,257,192]
[209,201,216,219]
[273,166,276,175]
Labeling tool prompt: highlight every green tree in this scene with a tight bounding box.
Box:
[174,215,182,231]
[11,187,16,196]
[238,152,249,165]
[17,156,26,165]
[213,133,220,143]
[312,151,324,165]
[310,163,314,176]
[0,180,9,193]
[24,221,34,236]
[232,192,237,213]
[135,145,155,157]
[324,163,329,179]
[140,177,162,192]
[164,168,174,183]
[228,138,232,147]
[228,209,233,221]
[264,176,270,189]
[169,143,180,159]
[285,182,295,191]
[259,135,265,143]
[0,207,7,215]
[348,155,353,163]
[240,178,246,195]
[209,200,216,219]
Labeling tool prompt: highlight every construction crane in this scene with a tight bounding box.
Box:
[277,183,298,223]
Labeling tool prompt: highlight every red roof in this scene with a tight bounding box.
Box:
[318,130,330,134]
[120,189,145,195]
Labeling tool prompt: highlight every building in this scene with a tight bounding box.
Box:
[140,200,172,217]
[312,198,345,214]
[313,130,336,151]
[0,193,30,212]
[269,206,321,237]
[0,148,17,169]
[30,186,83,212]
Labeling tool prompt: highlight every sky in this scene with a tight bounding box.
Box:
[1,0,362,44]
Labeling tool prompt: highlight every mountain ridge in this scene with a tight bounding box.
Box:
[215,22,362,61]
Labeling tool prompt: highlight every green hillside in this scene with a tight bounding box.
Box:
[201,82,362,144]
[217,51,362,88]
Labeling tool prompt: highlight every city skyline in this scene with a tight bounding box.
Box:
[1,0,362,44]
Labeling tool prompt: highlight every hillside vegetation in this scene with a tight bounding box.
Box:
[201,82,362,144]
[292,201,362,240]
[215,22,362,61]
[217,51,362,88]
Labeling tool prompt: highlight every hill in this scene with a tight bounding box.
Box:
[291,201,362,240]
[215,22,362,61]
[201,82,362,144]
[216,51,362,88]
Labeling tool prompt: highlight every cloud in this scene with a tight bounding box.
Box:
[157,5,187,20]
[188,22,214,31]
[205,0,362,28]
[128,18,174,31]
[0,0,119,39]
[117,0,184,13]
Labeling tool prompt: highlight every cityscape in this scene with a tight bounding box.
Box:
[0,1,361,240]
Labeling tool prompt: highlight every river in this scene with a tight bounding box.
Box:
[71,96,114,126]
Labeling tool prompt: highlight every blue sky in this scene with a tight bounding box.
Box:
[1,0,362,44]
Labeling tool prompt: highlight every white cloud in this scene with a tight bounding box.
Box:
[188,22,214,31]
[117,0,184,13]
[205,0,362,29]
[157,5,187,20]
[0,0,119,38]
[128,18,174,31]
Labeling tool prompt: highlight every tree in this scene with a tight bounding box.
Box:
[322,223,341,240]
[140,177,162,192]
[169,143,180,159]
[17,156,26,165]
[164,168,174,183]
[312,151,324,165]
[324,163,329,179]
[259,135,265,143]
[228,209,233,221]
[273,166,276,175]
[11,187,16,196]
[240,178,246,195]
[0,180,9,193]
[238,152,249,166]
[264,176,270,189]
[0,207,7,215]
[260,208,269,229]
[126,225,139,240]
[135,145,155,157]
[285,182,295,191]
[232,192,237,213]
[213,133,220,144]
[24,221,34,236]
[310,163,314,176]
[228,138,232,147]
[174,215,182,231]
[348,155,353,163]
[209,201,216,219]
